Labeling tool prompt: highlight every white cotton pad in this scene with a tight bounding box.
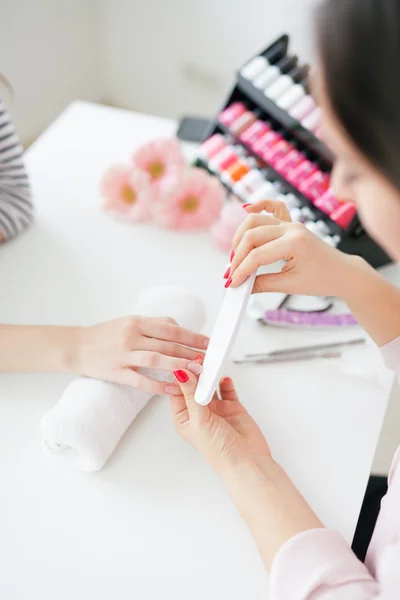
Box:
[195,273,256,406]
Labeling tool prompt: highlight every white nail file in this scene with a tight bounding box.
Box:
[194,272,256,406]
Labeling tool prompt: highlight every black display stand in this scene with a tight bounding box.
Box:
[195,34,390,269]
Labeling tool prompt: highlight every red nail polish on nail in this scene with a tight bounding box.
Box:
[225,277,233,289]
[230,249,235,261]
[174,370,189,383]
[194,355,203,362]
[242,204,251,209]
[223,267,230,279]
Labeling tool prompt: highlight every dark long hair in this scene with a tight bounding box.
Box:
[316,0,400,189]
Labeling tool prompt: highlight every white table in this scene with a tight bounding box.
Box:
[0,101,395,600]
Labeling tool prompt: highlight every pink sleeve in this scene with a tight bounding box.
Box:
[270,529,380,599]
[380,335,400,376]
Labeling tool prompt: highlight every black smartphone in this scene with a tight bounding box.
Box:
[176,116,212,144]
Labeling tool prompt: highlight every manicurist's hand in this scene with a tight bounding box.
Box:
[229,199,362,298]
[169,365,323,569]
[228,199,400,347]
[169,365,271,471]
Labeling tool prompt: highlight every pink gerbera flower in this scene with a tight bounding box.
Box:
[132,138,185,189]
[100,165,154,223]
[152,167,226,231]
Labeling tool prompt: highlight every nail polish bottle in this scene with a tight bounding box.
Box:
[287,159,318,188]
[264,138,294,166]
[240,42,286,81]
[264,65,309,102]
[275,148,306,178]
[230,111,258,136]
[330,202,357,229]
[314,189,341,215]
[255,129,284,160]
[198,134,226,160]
[209,147,238,173]
[254,55,298,91]
[302,107,321,132]
[240,120,271,146]
[289,95,316,121]
[219,102,247,127]
[299,170,330,202]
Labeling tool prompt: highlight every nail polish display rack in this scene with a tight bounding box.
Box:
[195,34,390,268]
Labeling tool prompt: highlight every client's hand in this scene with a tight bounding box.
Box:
[169,366,270,471]
[76,317,209,394]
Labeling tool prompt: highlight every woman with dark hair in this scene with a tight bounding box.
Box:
[169,0,400,596]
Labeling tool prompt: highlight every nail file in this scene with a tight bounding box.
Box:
[194,272,256,406]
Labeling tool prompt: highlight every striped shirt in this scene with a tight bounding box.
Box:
[0,98,33,241]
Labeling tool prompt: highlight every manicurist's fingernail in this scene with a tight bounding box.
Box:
[188,362,202,375]
[174,370,189,383]
[223,267,230,279]
[165,385,179,394]
[230,249,235,262]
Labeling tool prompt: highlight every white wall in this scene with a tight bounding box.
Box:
[0,0,318,142]
[101,0,318,120]
[0,0,104,143]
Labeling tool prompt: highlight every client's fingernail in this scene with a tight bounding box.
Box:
[225,277,233,289]
[174,370,189,383]
[242,204,251,209]
[188,362,202,375]
[223,267,230,279]
[230,249,235,261]
[204,338,209,349]
[195,355,204,361]
[165,385,179,394]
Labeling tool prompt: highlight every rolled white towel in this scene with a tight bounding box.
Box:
[41,286,206,472]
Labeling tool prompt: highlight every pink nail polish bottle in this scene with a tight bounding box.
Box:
[230,111,257,135]
[275,149,305,177]
[289,95,316,121]
[286,160,318,188]
[240,120,271,145]
[299,170,330,202]
[219,102,247,127]
[264,139,293,166]
[330,202,357,229]
[208,147,238,173]
[198,134,226,160]
[255,130,283,160]
[314,189,341,215]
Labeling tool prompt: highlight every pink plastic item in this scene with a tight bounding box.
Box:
[299,170,330,202]
[314,189,341,215]
[331,202,357,229]
[240,120,271,145]
[219,102,247,127]
[264,139,294,166]
[287,160,318,188]
[199,134,226,160]
[275,149,305,177]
